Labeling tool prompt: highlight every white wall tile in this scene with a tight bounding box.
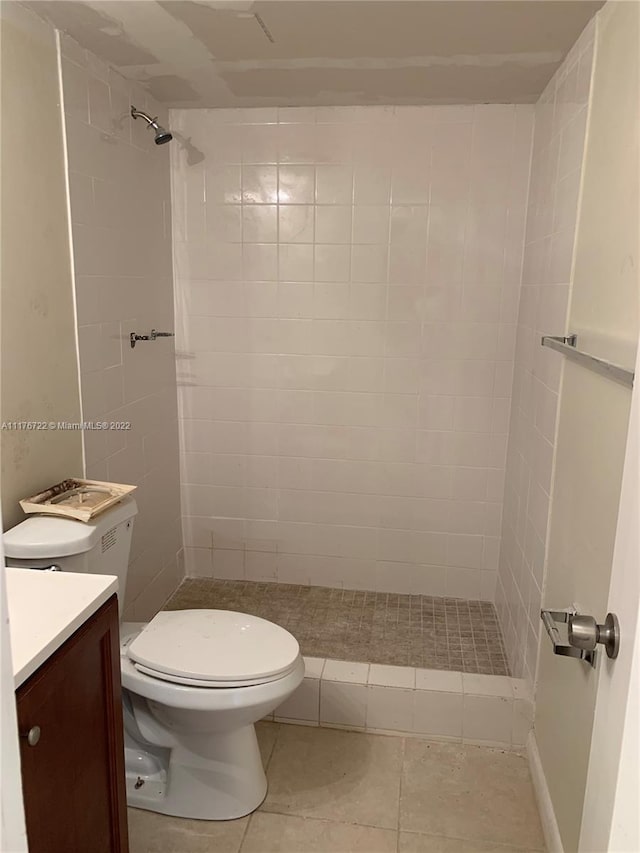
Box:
[279,205,314,243]
[303,657,326,679]
[314,244,351,282]
[173,105,534,599]
[184,546,213,577]
[241,165,276,204]
[368,664,415,688]
[212,549,245,579]
[463,694,513,744]
[315,205,352,244]
[316,165,354,204]
[275,677,320,722]
[63,41,182,614]
[366,686,413,732]
[463,673,513,698]
[279,165,315,203]
[243,205,277,243]
[279,244,314,281]
[413,690,464,738]
[415,669,463,692]
[323,659,370,684]
[320,680,367,728]
[245,550,278,581]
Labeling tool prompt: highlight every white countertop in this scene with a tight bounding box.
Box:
[5,568,118,687]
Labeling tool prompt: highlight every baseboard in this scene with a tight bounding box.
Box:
[527,730,564,853]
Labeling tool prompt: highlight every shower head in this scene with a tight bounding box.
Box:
[130,106,173,145]
[154,129,173,145]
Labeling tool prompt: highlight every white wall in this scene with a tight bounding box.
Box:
[171,104,533,599]
[496,20,596,682]
[59,35,183,619]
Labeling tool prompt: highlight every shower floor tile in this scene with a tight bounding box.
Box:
[164,579,510,676]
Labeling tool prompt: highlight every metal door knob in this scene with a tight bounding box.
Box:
[568,612,620,659]
[21,725,41,747]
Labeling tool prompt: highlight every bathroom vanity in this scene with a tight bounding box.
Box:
[6,568,129,853]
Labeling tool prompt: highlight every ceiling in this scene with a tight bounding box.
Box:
[30,0,603,108]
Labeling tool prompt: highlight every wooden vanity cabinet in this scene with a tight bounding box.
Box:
[15,594,129,853]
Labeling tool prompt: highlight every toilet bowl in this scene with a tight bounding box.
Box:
[3,498,304,820]
[119,610,303,819]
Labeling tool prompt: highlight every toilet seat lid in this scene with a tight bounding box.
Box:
[127,609,300,685]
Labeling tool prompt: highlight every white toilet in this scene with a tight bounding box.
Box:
[3,497,304,820]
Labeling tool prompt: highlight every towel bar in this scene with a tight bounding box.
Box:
[541,334,634,388]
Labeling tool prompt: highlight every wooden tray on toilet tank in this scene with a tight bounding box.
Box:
[19,478,136,523]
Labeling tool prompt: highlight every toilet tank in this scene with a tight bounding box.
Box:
[3,498,138,603]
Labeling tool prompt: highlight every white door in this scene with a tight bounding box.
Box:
[578,2,640,847]
[579,340,640,851]
[534,2,639,850]
[577,1,640,848]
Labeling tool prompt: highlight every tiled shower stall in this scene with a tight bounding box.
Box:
[170,14,594,690]
[58,13,596,730]
[172,104,534,602]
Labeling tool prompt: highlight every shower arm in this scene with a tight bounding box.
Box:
[131,106,156,126]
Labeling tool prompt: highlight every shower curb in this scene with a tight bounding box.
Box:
[268,656,533,749]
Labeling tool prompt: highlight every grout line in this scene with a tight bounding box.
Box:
[397,735,407,840]
[237,811,254,853]
[264,720,282,772]
[257,803,401,834]
[399,827,544,850]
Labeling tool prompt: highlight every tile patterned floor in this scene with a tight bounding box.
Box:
[164,579,510,676]
[128,722,545,853]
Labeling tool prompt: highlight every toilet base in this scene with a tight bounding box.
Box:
[126,723,268,820]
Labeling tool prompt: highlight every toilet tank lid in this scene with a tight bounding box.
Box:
[3,497,137,559]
